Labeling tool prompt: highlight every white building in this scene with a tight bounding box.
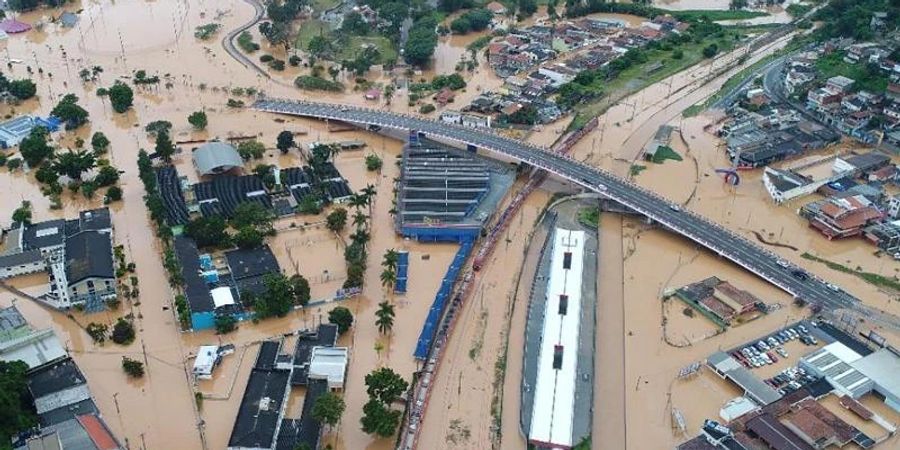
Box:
[307,346,349,390]
[528,228,585,449]
[800,342,872,399]
[193,345,221,380]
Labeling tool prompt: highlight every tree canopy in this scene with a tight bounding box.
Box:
[0,360,37,447]
[185,216,231,248]
[19,127,53,167]
[108,81,134,113]
[328,306,354,334]
[311,392,345,428]
[51,94,89,129]
[188,110,208,130]
[364,367,408,404]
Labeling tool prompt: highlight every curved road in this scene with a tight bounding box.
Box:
[253,99,899,329]
[222,0,268,78]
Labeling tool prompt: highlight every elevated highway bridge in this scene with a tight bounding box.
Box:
[252,98,886,323]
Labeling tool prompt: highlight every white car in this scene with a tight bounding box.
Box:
[777,260,790,268]
[777,348,788,358]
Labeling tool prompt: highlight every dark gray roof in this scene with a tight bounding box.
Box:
[173,236,214,313]
[225,245,280,281]
[27,357,86,399]
[0,249,43,268]
[228,347,291,449]
[39,398,99,427]
[65,231,114,284]
[22,219,66,251]
[65,209,111,236]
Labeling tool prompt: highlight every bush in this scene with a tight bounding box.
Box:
[111,318,135,345]
[419,103,435,114]
[365,154,383,171]
[122,357,145,377]
[105,186,123,203]
[328,306,354,334]
[294,76,344,92]
[260,54,275,63]
[215,315,237,334]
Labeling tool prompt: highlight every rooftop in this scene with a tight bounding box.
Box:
[192,141,243,176]
[27,357,86,400]
[65,231,114,284]
[228,341,291,449]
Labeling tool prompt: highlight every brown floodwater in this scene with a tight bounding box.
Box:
[1,1,896,450]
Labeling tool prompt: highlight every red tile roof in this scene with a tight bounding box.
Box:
[77,415,119,450]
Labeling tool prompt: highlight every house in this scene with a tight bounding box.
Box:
[807,194,884,239]
[0,306,66,369]
[826,75,855,94]
[364,88,380,101]
[434,88,456,105]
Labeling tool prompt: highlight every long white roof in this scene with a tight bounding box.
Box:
[529,228,585,448]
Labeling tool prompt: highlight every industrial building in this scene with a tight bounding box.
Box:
[228,325,342,450]
[395,135,514,242]
[708,351,782,406]
[0,208,116,311]
[800,342,900,414]
[528,228,586,449]
[0,115,60,149]
[674,277,764,327]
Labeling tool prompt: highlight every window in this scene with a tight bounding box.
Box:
[558,295,568,315]
[562,252,572,269]
[553,345,563,370]
[87,280,94,288]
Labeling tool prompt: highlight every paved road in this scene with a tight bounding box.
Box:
[253,98,899,328]
[222,0,268,78]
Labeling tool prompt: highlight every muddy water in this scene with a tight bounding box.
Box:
[415,186,552,450]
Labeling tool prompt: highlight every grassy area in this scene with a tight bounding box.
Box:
[814,50,890,93]
[650,145,683,164]
[673,10,769,22]
[577,207,600,229]
[310,0,339,13]
[340,35,398,65]
[295,20,397,65]
[569,32,740,130]
[296,19,329,51]
[801,252,900,292]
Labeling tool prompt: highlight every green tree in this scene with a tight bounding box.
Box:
[53,149,96,180]
[365,367,408,404]
[144,120,172,136]
[382,249,399,272]
[8,78,37,100]
[215,315,238,334]
[365,154,383,171]
[52,94,89,129]
[237,140,266,160]
[11,200,32,225]
[81,180,99,199]
[0,360,37,446]
[105,185,123,203]
[188,110,208,130]
[341,11,368,35]
[234,226,264,249]
[19,127,53,167]
[307,35,330,58]
[290,274,311,307]
[404,16,439,66]
[108,81,134,113]
[121,357,145,377]
[85,322,109,343]
[154,130,176,162]
[94,165,120,187]
[326,207,348,233]
[380,269,396,290]
[254,273,295,318]
[91,131,110,154]
[328,306,354,334]
[311,392,345,430]
[276,130,295,153]
[375,301,395,334]
[111,318,135,345]
[232,201,274,234]
[360,399,401,437]
[185,216,231,248]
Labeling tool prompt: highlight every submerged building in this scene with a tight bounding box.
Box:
[528,228,588,449]
[0,208,116,310]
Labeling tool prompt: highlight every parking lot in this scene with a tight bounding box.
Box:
[724,320,835,398]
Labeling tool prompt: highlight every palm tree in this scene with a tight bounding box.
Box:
[380,268,396,289]
[348,193,367,211]
[52,149,96,180]
[350,228,370,246]
[382,249,399,272]
[361,184,377,205]
[352,210,368,231]
[375,300,395,334]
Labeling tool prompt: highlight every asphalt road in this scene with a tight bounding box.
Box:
[253,99,894,326]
